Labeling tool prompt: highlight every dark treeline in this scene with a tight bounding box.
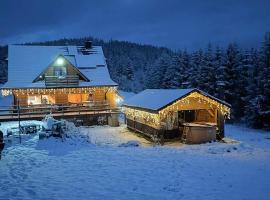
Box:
[0,46,7,83]
[0,33,269,129]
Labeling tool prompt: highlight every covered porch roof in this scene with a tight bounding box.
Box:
[123,89,231,116]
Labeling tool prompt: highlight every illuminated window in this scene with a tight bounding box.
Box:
[28,95,54,105]
[41,95,49,104]
[54,66,67,77]
[27,96,41,105]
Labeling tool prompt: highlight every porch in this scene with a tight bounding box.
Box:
[0,101,121,123]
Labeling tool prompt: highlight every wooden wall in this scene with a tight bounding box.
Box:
[126,118,181,143]
[195,109,216,123]
[93,89,106,102]
[14,94,27,106]
[106,90,117,108]
[174,97,214,110]
[55,94,68,104]
[12,87,117,108]
[68,94,82,103]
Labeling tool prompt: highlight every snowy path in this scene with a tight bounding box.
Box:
[0,125,270,200]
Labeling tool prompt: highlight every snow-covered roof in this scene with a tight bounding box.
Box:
[123,89,230,112]
[2,45,117,89]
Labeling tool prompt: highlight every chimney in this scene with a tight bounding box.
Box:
[84,40,92,49]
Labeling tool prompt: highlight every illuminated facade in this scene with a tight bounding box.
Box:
[0,43,120,125]
[123,89,230,143]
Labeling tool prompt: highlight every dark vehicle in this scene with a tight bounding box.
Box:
[0,129,5,160]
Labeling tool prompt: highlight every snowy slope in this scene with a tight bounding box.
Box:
[0,124,270,200]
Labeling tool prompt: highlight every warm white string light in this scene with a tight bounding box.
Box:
[123,91,231,128]
[1,86,117,97]
[123,107,160,128]
[159,92,230,118]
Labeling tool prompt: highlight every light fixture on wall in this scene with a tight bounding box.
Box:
[116,97,122,104]
[56,57,65,65]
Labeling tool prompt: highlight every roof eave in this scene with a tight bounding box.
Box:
[123,88,231,113]
[122,104,159,114]
[0,84,118,90]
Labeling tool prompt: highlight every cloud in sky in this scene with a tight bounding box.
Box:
[0,0,270,49]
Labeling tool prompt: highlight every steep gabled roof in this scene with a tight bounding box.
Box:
[2,45,117,89]
[123,88,231,112]
[32,54,90,83]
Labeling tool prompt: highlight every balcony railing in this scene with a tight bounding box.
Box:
[45,75,79,88]
[0,101,121,121]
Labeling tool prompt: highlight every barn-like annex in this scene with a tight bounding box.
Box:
[123,88,230,144]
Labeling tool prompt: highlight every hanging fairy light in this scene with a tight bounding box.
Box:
[0,86,118,101]
[123,91,231,128]
[123,107,160,128]
[158,91,230,118]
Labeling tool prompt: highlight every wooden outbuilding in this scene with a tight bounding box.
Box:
[123,89,230,144]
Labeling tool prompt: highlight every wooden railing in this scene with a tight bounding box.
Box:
[0,101,121,121]
[45,75,79,87]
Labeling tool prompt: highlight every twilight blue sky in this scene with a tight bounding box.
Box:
[0,0,269,50]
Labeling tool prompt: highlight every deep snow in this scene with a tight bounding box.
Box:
[0,124,270,200]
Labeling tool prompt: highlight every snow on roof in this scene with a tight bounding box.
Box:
[2,45,117,88]
[123,89,194,111]
[123,89,230,111]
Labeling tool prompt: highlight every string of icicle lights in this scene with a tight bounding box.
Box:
[124,91,230,129]
[1,87,118,97]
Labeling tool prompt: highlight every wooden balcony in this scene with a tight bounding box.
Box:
[0,101,121,122]
[45,75,79,88]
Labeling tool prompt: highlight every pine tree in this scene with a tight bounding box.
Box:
[234,50,249,120]
[146,53,172,89]
[204,44,216,94]
[195,44,216,94]
[178,50,190,88]
[162,53,180,88]
[257,32,270,129]
[188,49,204,89]
[214,46,226,100]
[224,43,242,120]
[244,48,262,127]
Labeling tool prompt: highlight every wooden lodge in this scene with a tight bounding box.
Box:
[123,89,231,144]
[0,42,120,126]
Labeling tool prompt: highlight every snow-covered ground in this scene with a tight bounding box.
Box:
[0,123,270,200]
[81,125,152,147]
[0,90,269,199]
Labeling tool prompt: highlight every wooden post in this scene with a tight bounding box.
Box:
[62,104,64,117]
[17,99,21,144]
[217,110,225,139]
